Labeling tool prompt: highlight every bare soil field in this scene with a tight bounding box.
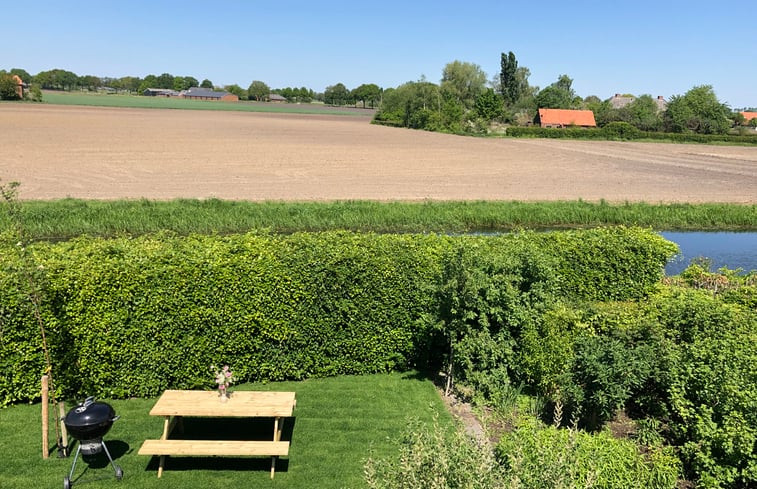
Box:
[2,104,756,202]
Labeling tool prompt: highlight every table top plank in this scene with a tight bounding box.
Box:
[149,390,296,417]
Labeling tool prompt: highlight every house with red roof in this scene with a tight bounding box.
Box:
[538,108,597,128]
[740,112,757,124]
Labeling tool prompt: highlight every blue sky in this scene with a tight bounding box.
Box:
[3,0,755,108]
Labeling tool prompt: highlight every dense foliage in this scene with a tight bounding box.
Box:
[506,125,757,144]
[496,419,681,489]
[3,222,755,487]
[0,227,672,405]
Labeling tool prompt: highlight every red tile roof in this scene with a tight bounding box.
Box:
[539,108,596,127]
[741,112,757,122]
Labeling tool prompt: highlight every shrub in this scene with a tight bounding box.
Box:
[651,289,757,488]
[496,418,681,489]
[365,418,508,489]
[602,121,641,140]
[537,227,678,301]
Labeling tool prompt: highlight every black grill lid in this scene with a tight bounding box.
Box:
[64,397,116,428]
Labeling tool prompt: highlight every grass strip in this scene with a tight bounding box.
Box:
[11,199,757,241]
[0,372,451,489]
[39,91,372,116]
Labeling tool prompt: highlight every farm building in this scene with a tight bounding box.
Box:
[740,112,757,124]
[608,93,667,111]
[268,94,286,103]
[143,88,181,97]
[538,108,597,128]
[181,87,238,102]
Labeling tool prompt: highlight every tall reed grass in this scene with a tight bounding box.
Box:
[11,199,757,240]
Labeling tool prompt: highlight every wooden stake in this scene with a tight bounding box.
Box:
[58,401,68,455]
[41,375,49,459]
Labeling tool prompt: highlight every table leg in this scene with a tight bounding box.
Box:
[270,417,282,478]
[157,416,171,478]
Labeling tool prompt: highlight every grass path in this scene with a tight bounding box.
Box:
[0,372,451,488]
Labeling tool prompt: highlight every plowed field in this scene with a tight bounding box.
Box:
[2,104,756,202]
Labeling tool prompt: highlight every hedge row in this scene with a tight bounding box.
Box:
[0,228,674,404]
[506,124,757,144]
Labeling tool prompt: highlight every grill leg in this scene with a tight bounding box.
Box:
[100,441,118,474]
[67,444,82,481]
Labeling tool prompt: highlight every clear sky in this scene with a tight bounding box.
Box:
[3,0,755,108]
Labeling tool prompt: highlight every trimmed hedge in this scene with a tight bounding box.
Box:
[506,125,757,144]
[0,228,674,405]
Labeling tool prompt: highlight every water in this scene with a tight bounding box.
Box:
[660,232,757,275]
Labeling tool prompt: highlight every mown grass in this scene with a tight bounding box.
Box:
[0,372,451,489]
[9,199,757,241]
[40,91,372,116]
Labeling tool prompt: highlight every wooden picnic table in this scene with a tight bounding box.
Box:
[138,390,296,479]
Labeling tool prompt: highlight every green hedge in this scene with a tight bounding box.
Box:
[0,228,674,405]
[506,125,757,144]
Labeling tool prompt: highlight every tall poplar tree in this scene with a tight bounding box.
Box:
[499,51,520,107]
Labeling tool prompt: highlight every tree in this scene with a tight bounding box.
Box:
[116,76,142,92]
[247,80,270,101]
[535,85,573,109]
[172,76,186,91]
[34,69,78,90]
[474,88,504,121]
[499,51,521,107]
[352,83,381,108]
[138,74,158,93]
[0,74,21,100]
[623,94,662,131]
[224,84,246,99]
[664,85,731,134]
[373,80,440,129]
[200,79,213,89]
[440,60,487,109]
[324,82,350,106]
[78,75,101,90]
[535,74,578,109]
[9,68,31,83]
[156,73,174,89]
[183,76,198,89]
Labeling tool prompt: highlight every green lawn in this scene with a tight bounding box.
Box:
[0,372,451,488]
[39,91,373,116]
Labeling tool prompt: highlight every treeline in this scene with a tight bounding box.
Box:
[374,52,757,137]
[0,66,382,107]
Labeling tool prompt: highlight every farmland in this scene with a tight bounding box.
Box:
[2,103,756,203]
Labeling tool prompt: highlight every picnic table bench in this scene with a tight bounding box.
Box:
[138,390,296,479]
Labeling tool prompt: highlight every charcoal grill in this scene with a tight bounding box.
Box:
[62,397,123,488]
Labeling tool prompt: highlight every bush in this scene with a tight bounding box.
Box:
[651,289,757,488]
[602,121,641,140]
[536,227,678,301]
[365,418,508,489]
[496,419,681,489]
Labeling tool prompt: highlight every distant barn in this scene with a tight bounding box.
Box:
[143,88,181,97]
[181,87,238,102]
[538,108,597,128]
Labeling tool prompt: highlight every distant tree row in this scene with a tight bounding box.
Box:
[374,52,750,136]
[3,65,390,109]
